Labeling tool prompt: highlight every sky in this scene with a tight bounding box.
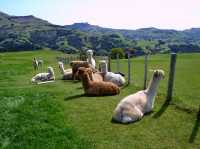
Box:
[0,0,200,30]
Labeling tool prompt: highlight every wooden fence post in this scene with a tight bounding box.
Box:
[108,55,111,72]
[116,53,120,72]
[166,53,177,101]
[143,54,148,89]
[128,52,131,85]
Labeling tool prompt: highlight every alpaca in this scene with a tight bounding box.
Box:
[58,62,72,80]
[99,60,126,86]
[31,67,55,83]
[78,67,120,96]
[33,57,43,70]
[112,70,164,124]
[33,58,38,70]
[70,61,91,80]
[86,49,96,69]
[81,67,103,82]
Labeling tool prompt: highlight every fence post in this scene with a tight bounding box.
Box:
[143,54,148,89]
[108,55,111,72]
[128,52,131,85]
[116,53,120,72]
[166,53,177,101]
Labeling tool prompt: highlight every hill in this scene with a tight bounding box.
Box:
[1,11,200,54]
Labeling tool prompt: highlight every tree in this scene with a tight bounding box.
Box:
[111,48,125,59]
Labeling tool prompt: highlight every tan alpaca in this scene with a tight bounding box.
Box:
[112,70,164,123]
[78,67,120,96]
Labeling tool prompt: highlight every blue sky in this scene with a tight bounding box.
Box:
[0,0,200,30]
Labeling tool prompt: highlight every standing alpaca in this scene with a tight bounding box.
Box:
[58,62,72,80]
[31,67,55,83]
[33,58,39,70]
[99,60,126,86]
[78,67,120,96]
[33,57,43,70]
[87,50,96,69]
[112,70,164,124]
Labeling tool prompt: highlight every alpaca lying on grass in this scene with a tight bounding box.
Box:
[70,61,92,80]
[99,60,126,86]
[58,62,72,80]
[86,49,96,69]
[80,67,103,82]
[78,67,120,96]
[112,70,164,124]
[31,67,55,84]
[33,57,43,70]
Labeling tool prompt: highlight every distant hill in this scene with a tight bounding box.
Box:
[1,11,200,54]
[65,23,200,42]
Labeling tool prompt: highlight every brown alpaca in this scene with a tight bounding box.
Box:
[78,67,120,96]
[80,67,103,82]
[70,61,90,80]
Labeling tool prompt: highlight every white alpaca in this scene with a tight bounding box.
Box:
[31,67,55,83]
[99,60,125,86]
[86,50,96,69]
[58,62,72,80]
[112,70,164,124]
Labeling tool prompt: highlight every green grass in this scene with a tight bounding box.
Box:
[0,50,200,149]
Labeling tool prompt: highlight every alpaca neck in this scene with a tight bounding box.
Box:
[145,77,160,108]
[59,65,65,74]
[81,73,91,91]
[101,63,108,73]
[88,55,93,63]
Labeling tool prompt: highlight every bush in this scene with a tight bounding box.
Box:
[111,48,125,59]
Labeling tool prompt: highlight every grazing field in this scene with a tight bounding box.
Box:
[0,50,199,149]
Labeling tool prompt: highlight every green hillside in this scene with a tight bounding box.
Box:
[1,11,200,53]
[0,50,199,148]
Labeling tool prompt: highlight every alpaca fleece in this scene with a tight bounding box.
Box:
[112,70,164,124]
[58,62,72,80]
[70,61,90,80]
[31,67,55,83]
[33,57,43,70]
[86,49,96,69]
[80,67,103,82]
[78,67,120,96]
[99,60,126,86]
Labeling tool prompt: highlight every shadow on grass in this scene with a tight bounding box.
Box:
[64,94,85,101]
[153,99,171,118]
[64,93,120,101]
[189,106,200,143]
[121,83,129,90]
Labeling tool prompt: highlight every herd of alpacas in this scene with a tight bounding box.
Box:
[31,50,164,124]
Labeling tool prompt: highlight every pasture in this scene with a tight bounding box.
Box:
[0,50,199,149]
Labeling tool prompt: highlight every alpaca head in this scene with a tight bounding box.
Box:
[99,60,107,73]
[58,61,64,68]
[153,69,165,80]
[48,67,55,77]
[77,67,86,78]
[87,50,93,56]
[78,67,93,80]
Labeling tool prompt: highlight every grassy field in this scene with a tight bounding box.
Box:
[0,50,199,149]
